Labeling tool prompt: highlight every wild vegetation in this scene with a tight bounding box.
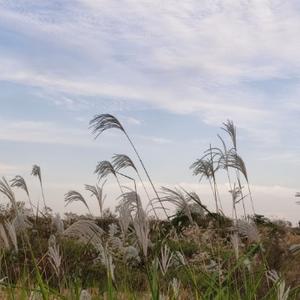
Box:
[0,114,299,299]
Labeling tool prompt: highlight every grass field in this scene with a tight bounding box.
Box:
[0,114,299,299]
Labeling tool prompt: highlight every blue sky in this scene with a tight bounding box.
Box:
[0,1,299,222]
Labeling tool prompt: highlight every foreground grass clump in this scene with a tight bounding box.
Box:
[0,114,299,299]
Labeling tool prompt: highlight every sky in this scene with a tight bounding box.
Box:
[0,0,299,223]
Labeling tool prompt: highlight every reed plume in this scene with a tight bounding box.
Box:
[31,164,47,210]
[65,190,91,215]
[89,113,168,219]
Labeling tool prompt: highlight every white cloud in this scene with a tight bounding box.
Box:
[1,0,300,140]
[0,119,172,149]
[1,0,299,222]
[0,119,94,146]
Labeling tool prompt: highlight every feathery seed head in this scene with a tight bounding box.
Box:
[48,235,61,277]
[236,219,260,243]
[89,114,124,139]
[160,187,193,223]
[267,270,290,300]
[85,182,106,216]
[222,119,237,150]
[159,244,174,276]
[63,220,104,248]
[64,190,90,213]
[94,161,116,180]
[10,175,29,196]
[52,213,64,234]
[112,154,137,172]
[31,165,42,182]
[0,177,17,209]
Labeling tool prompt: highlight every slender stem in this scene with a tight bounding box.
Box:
[209,145,220,214]
[115,174,124,195]
[123,131,169,219]
[27,194,35,215]
[39,180,47,211]
[117,170,158,218]
[236,170,247,218]
[247,181,256,215]
[136,171,159,219]
[208,177,219,213]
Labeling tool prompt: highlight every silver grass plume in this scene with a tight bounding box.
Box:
[31,164,47,209]
[96,242,115,282]
[236,219,260,243]
[221,121,253,215]
[0,177,17,210]
[227,153,248,182]
[120,191,143,212]
[10,175,29,196]
[107,223,123,250]
[159,244,174,276]
[11,175,34,213]
[5,221,18,252]
[133,206,150,258]
[0,223,9,250]
[189,193,205,217]
[112,154,137,172]
[63,220,104,248]
[190,158,218,182]
[0,177,32,233]
[190,155,220,213]
[31,164,41,183]
[123,245,140,264]
[0,221,18,252]
[223,120,255,215]
[112,153,160,214]
[48,235,62,277]
[94,161,116,180]
[175,251,187,266]
[222,119,237,150]
[229,183,244,221]
[116,199,132,238]
[52,213,64,234]
[89,114,124,138]
[65,190,91,215]
[267,270,290,300]
[13,212,32,233]
[94,161,123,194]
[160,187,193,223]
[89,113,169,219]
[85,182,106,217]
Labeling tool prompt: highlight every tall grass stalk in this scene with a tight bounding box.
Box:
[89,114,169,219]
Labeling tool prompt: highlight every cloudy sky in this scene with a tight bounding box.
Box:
[0,0,299,222]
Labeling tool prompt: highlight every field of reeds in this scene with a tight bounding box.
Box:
[0,114,299,299]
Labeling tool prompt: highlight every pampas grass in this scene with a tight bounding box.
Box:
[65,190,91,215]
[31,164,47,210]
[0,114,297,299]
[85,182,106,217]
[90,113,168,219]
